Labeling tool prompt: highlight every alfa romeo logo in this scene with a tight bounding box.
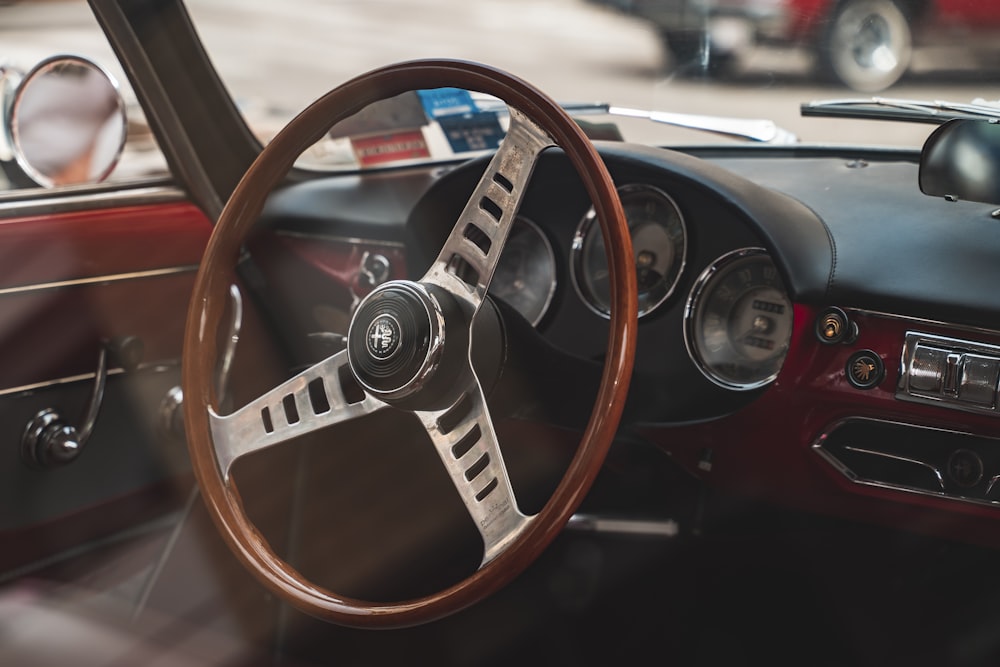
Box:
[366,314,401,360]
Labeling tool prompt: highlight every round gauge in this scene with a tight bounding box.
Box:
[684,248,793,390]
[489,216,557,326]
[571,183,687,319]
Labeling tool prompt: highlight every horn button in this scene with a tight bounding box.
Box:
[347,281,444,401]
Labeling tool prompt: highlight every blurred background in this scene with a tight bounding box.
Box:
[2,0,998,185]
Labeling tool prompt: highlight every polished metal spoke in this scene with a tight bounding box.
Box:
[209,349,385,480]
[416,378,529,566]
[421,109,554,311]
[415,108,552,564]
[209,110,553,555]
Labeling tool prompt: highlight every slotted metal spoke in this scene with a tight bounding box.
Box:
[416,379,530,566]
[209,349,385,480]
[415,108,553,565]
[421,109,554,310]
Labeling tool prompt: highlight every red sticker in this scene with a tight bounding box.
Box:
[351,130,430,167]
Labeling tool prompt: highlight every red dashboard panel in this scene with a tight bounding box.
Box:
[647,305,1000,549]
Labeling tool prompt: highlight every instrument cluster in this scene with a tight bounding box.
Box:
[489,183,794,391]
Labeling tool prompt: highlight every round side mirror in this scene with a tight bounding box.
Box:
[6,55,127,188]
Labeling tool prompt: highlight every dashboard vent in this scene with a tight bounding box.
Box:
[814,417,1000,506]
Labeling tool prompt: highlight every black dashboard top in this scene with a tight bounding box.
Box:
[260,142,1000,332]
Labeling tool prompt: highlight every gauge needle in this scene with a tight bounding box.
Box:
[737,316,773,343]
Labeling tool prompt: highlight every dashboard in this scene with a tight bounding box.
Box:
[256,140,1000,550]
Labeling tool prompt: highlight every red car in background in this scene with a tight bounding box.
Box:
[610,0,1000,90]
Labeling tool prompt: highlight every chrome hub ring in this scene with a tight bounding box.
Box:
[347,281,444,400]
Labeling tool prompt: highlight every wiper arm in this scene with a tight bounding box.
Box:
[471,95,798,145]
[606,106,799,145]
[802,97,1000,124]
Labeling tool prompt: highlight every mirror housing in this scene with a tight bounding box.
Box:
[919,118,1000,206]
[4,55,127,188]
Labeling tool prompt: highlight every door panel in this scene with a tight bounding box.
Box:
[0,197,211,574]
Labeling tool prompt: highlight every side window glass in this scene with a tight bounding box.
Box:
[0,4,168,193]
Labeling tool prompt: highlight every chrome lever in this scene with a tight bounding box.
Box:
[21,336,143,469]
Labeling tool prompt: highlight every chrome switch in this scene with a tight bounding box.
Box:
[959,354,1000,407]
[899,332,1000,415]
[909,344,948,394]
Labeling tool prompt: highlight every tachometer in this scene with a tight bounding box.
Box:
[684,248,792,390]
[490,216,557,326]
[571,183,687,318]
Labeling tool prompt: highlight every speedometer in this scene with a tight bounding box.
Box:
[684,248,792,390]
[571,183,686,319]
[490,216,557,326]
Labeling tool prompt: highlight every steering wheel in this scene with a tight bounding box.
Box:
[182,59,637,628]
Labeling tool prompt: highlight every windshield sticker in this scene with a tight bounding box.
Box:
[351,130,430,168]
[438,112,504,153]
[417,88,477,119]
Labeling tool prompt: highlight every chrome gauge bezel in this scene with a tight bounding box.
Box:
[571,183,687,319]
[684,247,793,391]
[489,215,557,326]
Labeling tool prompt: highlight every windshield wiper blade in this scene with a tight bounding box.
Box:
[606,106,799,145]
[471,95,798,145]
[563,102,797,144]
[802,97,1000,124]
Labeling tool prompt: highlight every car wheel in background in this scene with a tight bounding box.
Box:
[818,0,913,92]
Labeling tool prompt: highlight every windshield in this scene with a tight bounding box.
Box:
[2,0,999,183]
[184,0,999,165]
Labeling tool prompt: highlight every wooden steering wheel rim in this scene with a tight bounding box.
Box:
[182,59,637,628]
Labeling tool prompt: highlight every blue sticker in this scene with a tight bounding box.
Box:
[418,88,477,119]
[438,112,505,153]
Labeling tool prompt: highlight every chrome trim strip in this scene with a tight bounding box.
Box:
[812,416,1000,510]
[842,445,946,491]
[0,361,178,398]
[850,307,1000,341]
[0,264,199,297]
[565,514,680,538]
[0,183,186,216]
[820,468,995,508]
[813,439,859,480]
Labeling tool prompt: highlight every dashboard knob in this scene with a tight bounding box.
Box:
[816,306,857,345]
[41,424,82,465]
[846,350,884,390]
[21,409,82,468]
